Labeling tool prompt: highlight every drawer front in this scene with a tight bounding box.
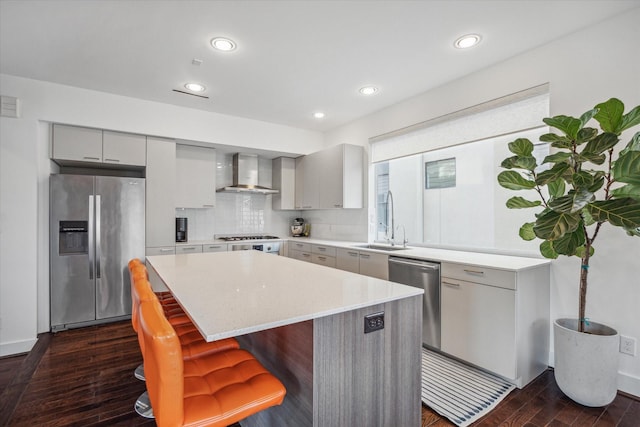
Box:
[202,244,227,253]
[175,245,203,254]
[291,249,312,263]
[290,242,311,252]
[311,253,336,268]
[312,244,337,257]
[146,246,176,256]
[441,262,516,290]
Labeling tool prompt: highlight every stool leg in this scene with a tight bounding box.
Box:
[134,363,145,381]
[134,391,154,418]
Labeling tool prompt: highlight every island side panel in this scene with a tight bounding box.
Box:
[314,296,422,427]
[237,320,314,427]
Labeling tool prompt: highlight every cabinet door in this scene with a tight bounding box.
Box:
[441,277,516,379]
[272,157,296,210]
[52,124,103,163]
[295,153,319,209]
[336,248,360,273]
[358,252,388,280]
[318,145,343,208]
[103,130,146,166]
[146,137,176,248]
[175,144,216,208]
[290,249,312,263]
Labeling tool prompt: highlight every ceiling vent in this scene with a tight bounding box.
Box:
[1,96,20,118]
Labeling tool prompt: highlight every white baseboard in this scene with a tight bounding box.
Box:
[0,337,37,357]
[549,351,640,399]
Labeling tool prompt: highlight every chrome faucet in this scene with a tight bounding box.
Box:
[386,190,395,245]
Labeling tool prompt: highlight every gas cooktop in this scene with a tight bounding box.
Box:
[217,235,280,242]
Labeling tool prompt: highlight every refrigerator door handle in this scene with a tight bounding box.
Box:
[88,195,94,280]
[95,195,102,279]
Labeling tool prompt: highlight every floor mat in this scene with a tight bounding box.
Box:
[421,348,515,427]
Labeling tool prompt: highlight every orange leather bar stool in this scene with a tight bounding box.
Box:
[139,298,286,427]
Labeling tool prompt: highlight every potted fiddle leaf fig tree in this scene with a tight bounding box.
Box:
[497,98,640,407]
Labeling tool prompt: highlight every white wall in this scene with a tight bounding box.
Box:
[0,74,323,355]
[325,10,640,396]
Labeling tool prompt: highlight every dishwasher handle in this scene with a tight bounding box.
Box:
[389,257,440,271]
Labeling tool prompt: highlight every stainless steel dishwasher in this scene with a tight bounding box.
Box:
[389,257,441,349]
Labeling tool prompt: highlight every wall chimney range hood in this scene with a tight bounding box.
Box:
[217,153,279,194]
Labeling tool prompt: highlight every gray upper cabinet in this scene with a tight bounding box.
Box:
[102,130,146,166]
[272,157,296,210]
[318,144,363,209]
[52,124,103,163]
[52,124,146,167]
[294,144,363,210]
[145,137,176,248]
[175,144,216,208]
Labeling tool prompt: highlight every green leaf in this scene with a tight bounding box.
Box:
[577,151,606,165]
[498,170,536,190]
[519,222,536,241]
[594,98,624,133]
[547,178,566,198]
[582,208,596,226]
[540,133,572,149]
[625,227,640,237]
[587,176,605,193]
[619,105,640,133]
[533,210,581,240]
[579,108,598,127]
[613,150,640,185]
[582,132,619,155]
[552,227,586,256]
[621,132,640,155]
[587,198,640,229]
[571,171,594,187]
[502,155,537,171]
[549,189,594,213]
[611,184,640,200]
[508,138,534,157]
[575,245,595,258]
[540,241,559,259]
[536,163,570,186]
[543,115,582,139]
[542,152,572,164]
[576,127,598,144]
[506,196,542,209]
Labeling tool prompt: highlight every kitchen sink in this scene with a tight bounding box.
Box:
[354,244,408,252]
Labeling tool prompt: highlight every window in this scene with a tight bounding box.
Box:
[425,158,456,189]
[369,86,550,255]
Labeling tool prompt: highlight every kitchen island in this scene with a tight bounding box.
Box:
[146,251,424,427]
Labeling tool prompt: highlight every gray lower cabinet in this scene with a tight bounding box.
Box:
[175,244,203,254]
[440,262,550,388]
[202,243,228,253]
[336,248,359,273]
[358,251,389,280]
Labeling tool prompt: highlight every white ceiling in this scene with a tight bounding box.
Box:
[1,0,639,133]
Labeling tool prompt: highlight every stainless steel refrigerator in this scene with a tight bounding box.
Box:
[50,174,145,331]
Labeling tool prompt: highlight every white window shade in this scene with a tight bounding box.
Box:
[370,85,549,163]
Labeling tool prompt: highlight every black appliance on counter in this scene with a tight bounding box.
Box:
[176,217,188,242]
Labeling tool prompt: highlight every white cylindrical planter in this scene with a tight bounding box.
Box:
[554,318,619,407]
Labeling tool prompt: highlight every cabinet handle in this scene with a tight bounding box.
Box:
[202,204,214,208]
[442,281,460,287]
[208,246,221,249]
[317,247,326,251]
[318,256,326,261]
[463,269,484,275]
[104,158,120,162]
[160,248,174,252]
[360,254,370,259]
[334,204,342,208]
[347,251,358,256]
[182,247,196,251]
[302,253,310,258]
[83,156,100,160]
[295,244,303,248]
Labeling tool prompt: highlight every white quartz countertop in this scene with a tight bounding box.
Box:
[146,251,423,341]
[288,237,550,271]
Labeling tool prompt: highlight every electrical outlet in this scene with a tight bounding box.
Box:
[620,335,637,356]
[364,312,384,334]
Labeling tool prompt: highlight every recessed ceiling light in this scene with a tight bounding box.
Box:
[313,112,325,119]
[211,37,237,52]
[359,86,379,96]
[184,83,206,93]
[454,34,481,49]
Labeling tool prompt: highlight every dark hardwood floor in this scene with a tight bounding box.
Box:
[1,320,638,427]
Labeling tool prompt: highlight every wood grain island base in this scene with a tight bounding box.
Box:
[146,251,424,427]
